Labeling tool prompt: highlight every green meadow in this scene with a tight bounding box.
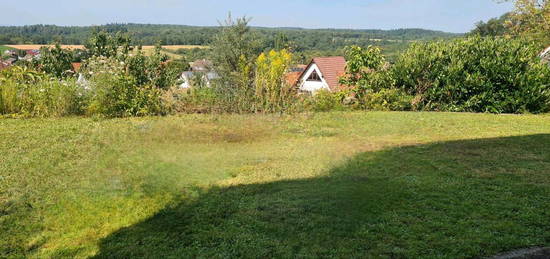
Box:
[1,112,550,258]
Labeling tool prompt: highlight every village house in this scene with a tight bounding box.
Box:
[189,59,213,72]
[285,65,307,86]
[295,56,346,93]
[20,49,40,61]
[180,59,220,89]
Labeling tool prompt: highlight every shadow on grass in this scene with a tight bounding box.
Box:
[94,135,550,258]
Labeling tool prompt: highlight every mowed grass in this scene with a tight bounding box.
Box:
[1,112,549,258]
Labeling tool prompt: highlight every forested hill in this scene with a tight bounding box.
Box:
[0,24,460,51]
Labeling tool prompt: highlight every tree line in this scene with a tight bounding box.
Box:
[0,23,459,62]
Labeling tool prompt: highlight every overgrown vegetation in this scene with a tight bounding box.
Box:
[392,37,550,113]
[2,1,550,117]
[0,66,84,116]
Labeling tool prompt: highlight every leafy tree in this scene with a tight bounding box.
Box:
[505,0,550,46]
[341,46,393,98]
[470,13,511,36]
[85,29,132,58]
[37,44,73,78]
[210,14,263,113]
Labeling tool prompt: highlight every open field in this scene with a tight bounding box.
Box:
[0,45,15,53]
[4,44,207,50]
[1,112,550,258]
[4,44,207,60]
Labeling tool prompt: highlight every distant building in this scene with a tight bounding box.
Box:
[189,59,213,72]
[296,56,347,93]
[180,71,220,89]
[5,58,17,65]
[25,49,40,56]
[20,49,41,61]
[179,59,219,88]
[71,63,82,72]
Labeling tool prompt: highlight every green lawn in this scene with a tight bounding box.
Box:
[1,112,550,258]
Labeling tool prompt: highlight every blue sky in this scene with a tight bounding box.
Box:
[4,0,513,33]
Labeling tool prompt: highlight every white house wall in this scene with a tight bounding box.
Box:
[299,64,330,92]
[179,74,192,88]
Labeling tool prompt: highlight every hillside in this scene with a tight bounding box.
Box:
[0,24,460,61]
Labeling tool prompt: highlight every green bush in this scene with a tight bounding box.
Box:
[161,86,219,114]
[362,88,413,111]
[392,36,550,113]
[304,90,347,112]
[87,73,162,117]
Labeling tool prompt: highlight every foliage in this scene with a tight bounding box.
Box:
[340,45,398,109]
[173,48,212,62]
[361,88,413,111]
[304,90,347,112]
[126,44,177,89]
[506,0,550,46]
[165,58,190,74]
[85,30,132,58]
[254,49,295,112]
[391,36,550,113]
[0,66,84,116]
[0,24,460,65]
[161,86,218,113]
[0,23,459,50]
[86,73,162,117]
[341,46,394,96]
[82,56,163,117]
[36,44,73,78]
[210,15,263,113]
[470,13,511,37]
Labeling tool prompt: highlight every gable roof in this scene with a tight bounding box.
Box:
[301,56,346,91]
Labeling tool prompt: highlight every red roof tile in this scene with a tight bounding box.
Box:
[71,63,82,72]
[285,71,302,86]
[311,56,346,91]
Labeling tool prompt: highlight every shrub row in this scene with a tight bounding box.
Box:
[343,37,550,114]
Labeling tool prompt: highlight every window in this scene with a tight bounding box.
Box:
[307,70,321,81]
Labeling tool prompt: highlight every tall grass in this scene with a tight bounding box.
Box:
[0,68,84,117]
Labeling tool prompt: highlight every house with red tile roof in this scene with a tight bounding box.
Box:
[296,56,346,93]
